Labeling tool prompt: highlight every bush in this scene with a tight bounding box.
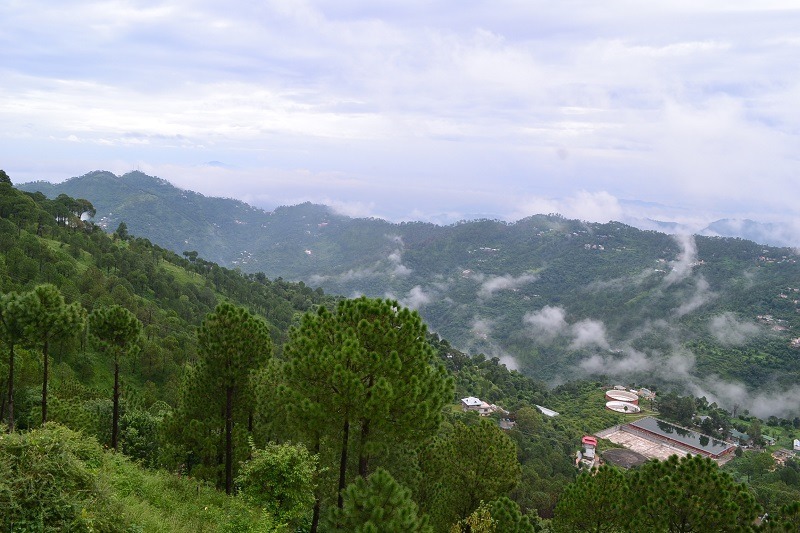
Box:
[0,423,127,532]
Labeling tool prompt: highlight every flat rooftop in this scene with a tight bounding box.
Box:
[627,417,735,459]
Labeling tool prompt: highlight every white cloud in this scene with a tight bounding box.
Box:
[570,319,610,350]
[478,273,537,298]
[471,317,492,339]
[674,276,716,317]
[2,1,800,243]
[398,285,431,310]
[580,349,655,375]
[511,191,624,223]
[709,313,760,346]
[664,234,697,285]
[523,305,568,341]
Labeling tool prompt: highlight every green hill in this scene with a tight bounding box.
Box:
[3,172,800,529]
[20,172,800,407]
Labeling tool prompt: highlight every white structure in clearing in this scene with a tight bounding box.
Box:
[461,396,508,417]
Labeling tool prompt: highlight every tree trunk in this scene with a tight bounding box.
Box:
[41,339,49,424]
[225,385,234,495]
[358,417,371,478]
[358,376,374,478]
[310,439,322,533]
[6,343,14,431]
[112,358,120,451]
[337,418,350,509]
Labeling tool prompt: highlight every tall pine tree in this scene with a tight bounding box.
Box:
[0,292,27,431]
[88,304,143,451]
[178,302,272,494]
[279,297,453,529]
[19,285,85,425]
[420,419,522,530]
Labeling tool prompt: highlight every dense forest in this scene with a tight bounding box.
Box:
[20,171,800,411]
[3,170,800,531]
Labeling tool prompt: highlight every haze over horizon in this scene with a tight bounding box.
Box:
[2,1,799,241]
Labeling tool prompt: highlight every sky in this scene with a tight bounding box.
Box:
[2,1,799,236]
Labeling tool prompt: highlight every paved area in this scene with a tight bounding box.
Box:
[600,429,689,461]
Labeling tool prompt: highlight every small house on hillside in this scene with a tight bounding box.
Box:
[461,396,509,417]
[794,439,800,451]
[638,388,656,400]
[461,396,492,416]
[730,429,751,445]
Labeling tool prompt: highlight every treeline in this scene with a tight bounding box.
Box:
[3,171,799,531]
[0,173,550,530]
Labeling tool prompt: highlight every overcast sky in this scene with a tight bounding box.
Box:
[2,1,799,231]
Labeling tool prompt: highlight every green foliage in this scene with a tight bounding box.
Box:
[627,454,760,532]
[89,304,143,355]
[553,455,761,533]
[761,501,800,532]
[421,419,522,530]
[0,423,125,532]
[89,304,144,450]
[236,441,317,529]
[552,466,627,533]
[19,284,86,424]
[279,297,453,509]
[734,451,776,482]
[0,291,29,430]
[327,468,432,532]
[173,303,273,493]
[115,221,129,240]
[488,496,536,533]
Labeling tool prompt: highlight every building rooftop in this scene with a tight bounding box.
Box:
[461,396,482,407]
[534,404,560,417]
[627,417,735,458]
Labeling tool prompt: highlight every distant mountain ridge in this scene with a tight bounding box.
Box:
[20,171,800,415]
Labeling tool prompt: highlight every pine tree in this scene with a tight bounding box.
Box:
[421,419,522,530]
[19,285,85,425]
[552,466,627,533]
[327,468,432,532]
[488,496,535,533]
[0,292,27,431]
[184,302,272,494]
[627,454,760,532]
[279,297,453,529]
[88,304,143,451]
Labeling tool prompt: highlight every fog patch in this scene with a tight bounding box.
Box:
[398,285,433,310]
[478,273,537,298]
[570,319,610,350]
[523,305,568,341]
[580,348,655,375]
[689,377,800,419]
[309,266,379,284]
[471,317,493,340]
[497,352,520,371]
[664,234,698,286]
[674,276,716,317]
[386,235,413,277]
[709,313,760,346]
[584,269,656,292]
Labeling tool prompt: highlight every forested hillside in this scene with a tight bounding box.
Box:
[21,171,800,416]
[3,171,800,531]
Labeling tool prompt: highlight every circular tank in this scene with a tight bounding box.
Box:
[605,400,641,414]
[605,390,639,405]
